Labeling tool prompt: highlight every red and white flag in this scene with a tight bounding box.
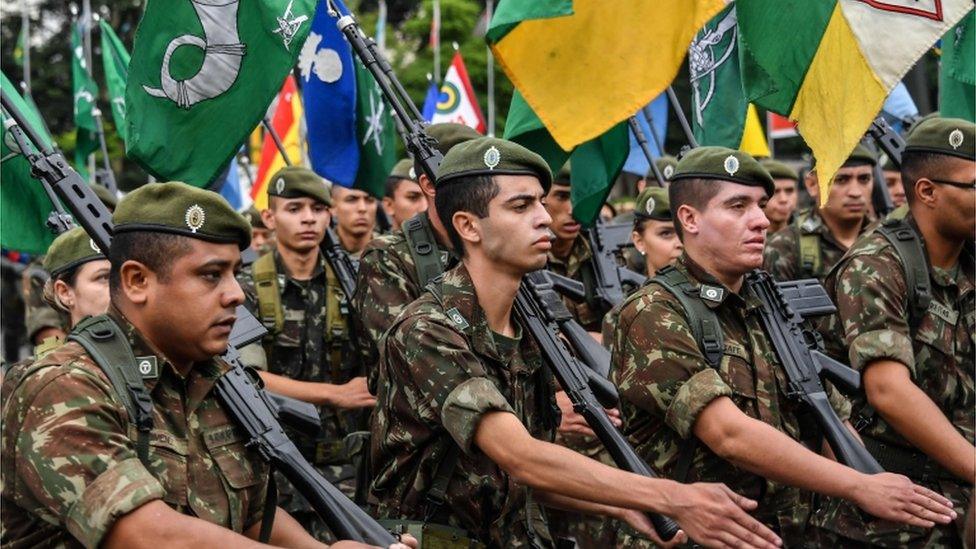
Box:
[430,52,486,133]
[766,111,798,140]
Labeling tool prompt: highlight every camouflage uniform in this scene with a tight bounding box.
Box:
[237,248,366,539]
[762,207,865,283]
[547,235,605,332]
[370,264,560,548]
[813,215,974,547]
[610,254,851,547]
[1,310,269,547]
[353,211,456,391]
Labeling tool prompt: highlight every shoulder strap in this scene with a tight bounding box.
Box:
[67,316,154,466]
[403,214,446,288]
[253,252,284,335]
[798,233,823,279]
[653,266,724,369]
[876,219,931,330]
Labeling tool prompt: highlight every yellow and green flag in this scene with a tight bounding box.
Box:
[739,0,972,200]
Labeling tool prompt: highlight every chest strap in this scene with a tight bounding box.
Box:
[875,218,932,332]
[253,252,284,335]
[404,213,446,288]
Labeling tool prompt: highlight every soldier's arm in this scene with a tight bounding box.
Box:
[104,500,277,548]
[256,370,375,410]
[353,243,417,365]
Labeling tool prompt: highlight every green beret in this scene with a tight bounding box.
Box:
[267,166,333,206]
[760,158,799,181]
[634,187,672,221]
[812,143,877,170]
[671,146,775,196]
[244,206,266,230]
[555,161,571,185]
[113,182,252,250]
[645,156,678,182]
[424,122,483,156]
[880,154,898,172]
[437,136,553,192]
[43,227,106,277]
[389,158,417,181]
[904,117,976,161]
[90,184,119,211]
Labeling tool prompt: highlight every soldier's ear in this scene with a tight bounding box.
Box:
[676,204,700,237]
[118,260,152,306]
[260,207,276,231]
[418,174,437,198]
[914,178,938,207]
[803,171,819,199]
[452,211,481,247]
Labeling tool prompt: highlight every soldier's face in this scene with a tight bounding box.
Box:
[764,178,797,224]
[544,183,580,243]
[884,170,906,207]
[632,219,682,274]
[57,259,111,328]
[265,197,330,253]
[333,186,377,238]
[688,183,769,275]
[478,175,553,274]
[926,157,976,240]
[816,165,873,222]
[383,179,427,229]
[250,227,273,253]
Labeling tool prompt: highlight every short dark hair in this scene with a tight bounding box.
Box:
[900,151,948,205]
[434,174,499,256]
[668,178,722,240]
[384,176,409,198]
[109,231,193,297]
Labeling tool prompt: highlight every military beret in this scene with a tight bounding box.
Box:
[43,227,106,277]
[436,136,553,192]
[904,117,976,161]
[267,166,333,206]
[389,158,417,181]
[244,206,267,230]
[90,184,119,211]
[812,143,877,169]
[760,158,799,181]
[113,182,252,250]
[671,146,775,196]
[554,161,571,185]
[634,186,672,221]
[880,154,898,172]
[645,156,678,183]
[424,122,483,156]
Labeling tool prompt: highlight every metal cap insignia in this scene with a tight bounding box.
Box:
[90,239,100,253]
[950,128,964,150]
[408,167,417,179]
[645,197,657,215]
[663,165,675,179]
[276,177,286,194]
[484,146,501,170]
[724,155,740,176]
[185,204,206,233]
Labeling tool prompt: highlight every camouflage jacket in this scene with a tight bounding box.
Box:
[0,310,268,548]
[814,216,974,546]
[763,208,865,282]
[353,212,456,392]
[610,254,851,544]
[370,264,560,548]
[547,235,604,332]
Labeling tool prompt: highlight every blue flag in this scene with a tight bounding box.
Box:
[300,0,359,186]
[881,82,918,133]
[622,93,668,176]
[215,159,244,209]
[422,80,439,122]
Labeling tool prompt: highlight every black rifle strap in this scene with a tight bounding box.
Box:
[404,213,446,288]
[259,467,278,543]
[424,444,461,522]
[68,315,155,467]
[876,218,931,333]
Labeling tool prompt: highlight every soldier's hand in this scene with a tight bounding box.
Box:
[326,377,377,409]
[555,391,594,436]
[669,483,782,548]
[618,508,688,548]
[854,472,956,527]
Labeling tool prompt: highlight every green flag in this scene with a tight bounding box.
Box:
[940,9,975,122]
[690,4,747,148]
[72,23,99,179]
[353,59,396,198]
[125,0,316,187]
[1,72,57,254]
[100,20,131,142]
[503,91,628,225]
[13,21,26,68]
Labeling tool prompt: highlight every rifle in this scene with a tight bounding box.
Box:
[0,89,397,546]
[865,116,909,217]
[585,218,648,309]
[745,270,883,474]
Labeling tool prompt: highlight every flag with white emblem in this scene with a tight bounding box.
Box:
[429,51,487,133]
[72,22,98,179]
[353,58,396,198]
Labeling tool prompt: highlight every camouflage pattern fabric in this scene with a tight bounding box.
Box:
[353,212,456,392]
[814,215,974,547]
[547,235,605,332]
[763,208,864,283]
[609,254,852,547]
[1,310,268,548]
[370,264,560,548]
[21,257,65,343]
[237,249,366,540]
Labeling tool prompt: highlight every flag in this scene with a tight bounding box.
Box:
[72,22,98,179]
[430,52,487,133]
[487,0,724,150]
[126,0,316,187]
[504,91,628,225]
[301,0,359,187]
[740,104,771,157]
[422,79,439,121]
[738,0,971,200]
[215,156,246,210]
[99,20,131,143]
[690,4,749,149]
[767,111,798,140]
[1,72,56,254]
[251,76,304,210]
[13,20,26,68]
[940,9,975,121]
[353,59,397,198]
[622,94,668,176]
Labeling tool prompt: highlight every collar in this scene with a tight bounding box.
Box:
[273,247,326,282]
[676,254,757,311]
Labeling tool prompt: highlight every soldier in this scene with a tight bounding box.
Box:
[609,146,957,547]
[881,154,907,208]
[759,158,799,234]
[332,185,378,262]
[613,156,678,226]
[237,167,375,540]
[245,205,275,255]
[814,117,975,547]
[1,182,398,548]
[762,144,876,282]
[382,159,427,232]
[370,136,785,549]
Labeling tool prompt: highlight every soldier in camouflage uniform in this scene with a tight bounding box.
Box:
[371,136,785,549]
[763,144,876,282]
[382,159,428,232]
[236,167,375,541]
[0,182,343,548]
[609,146,956,548]
[245,205,275,256]
[331,184,378,263]
[814,117,975,547]
[759,158,799,235]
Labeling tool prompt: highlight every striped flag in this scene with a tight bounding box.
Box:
[250,75,304,210]
[430,52,486,133]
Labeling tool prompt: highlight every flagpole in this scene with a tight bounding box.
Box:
[86,8,118,193]
[21,1,31,96]
[628,117,666,187]
[666,86,699,148]
[262,117,294,167]
[641,106,666,156]
[486,0,495,136]
[432,0,441,83]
